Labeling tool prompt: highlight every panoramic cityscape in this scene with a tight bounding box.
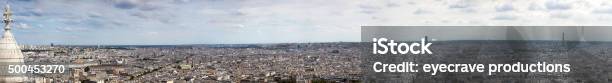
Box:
[21,43,363,82]
[3,0,612,83]
[0,3,363,83]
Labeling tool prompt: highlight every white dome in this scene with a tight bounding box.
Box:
[0,5,26,82]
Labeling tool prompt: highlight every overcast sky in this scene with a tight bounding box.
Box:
[4,0,612,45]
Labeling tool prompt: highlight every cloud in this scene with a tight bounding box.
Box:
[56,27,89,32]
[14,10,42,17]
[447,1,477,13]
[545,0,572,10]
[14,23,31,29]
[113,0,141,9]
[495,3,514,12]
[145,31,159,36]
[550,13,572,19]
[413,9,432,15]
[492,15,517,20]
[593,6,612,14]
[449,3,471,9]
[358,4,382,14]
[4,0,612,44]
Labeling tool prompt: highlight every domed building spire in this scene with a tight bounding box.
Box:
[3,5,11,31]
[0,4,25,82]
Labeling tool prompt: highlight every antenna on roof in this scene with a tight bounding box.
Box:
[561,32,565,41]
[580,27,585,42]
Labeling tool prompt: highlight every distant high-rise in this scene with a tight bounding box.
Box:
[0,5,25,82]
[424,36,428,42]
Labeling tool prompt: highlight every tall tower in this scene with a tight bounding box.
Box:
[0,5,25,82]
